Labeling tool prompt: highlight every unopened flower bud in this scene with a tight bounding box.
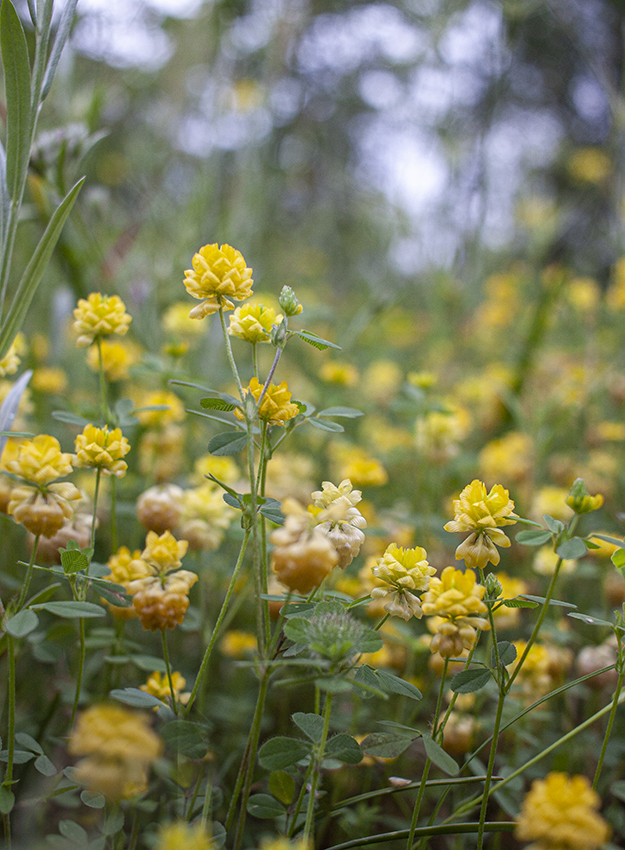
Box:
[278,285,303,317]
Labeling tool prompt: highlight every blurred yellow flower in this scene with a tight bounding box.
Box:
[139,424,185,482]
[479,431,533,484]
[407,371,437,389]
[86,338,142,381]
[606,257,625,309]
[334,445,388,487]
[74,424,130,477]
[155,822,212,850]
[530,486,573,523]
[533,546,575,576]
[184,243,253,318]
[192,454,240,486]
[319,360,359,386]
[220,630,258,658]
[271,499,339,594]
[516,772,610,849]
[162,301,207,337]
[135,390,186,426]
[31,367,68,394]
[141,670,189,705]
[177,483,234,551]
[69,704,162,800]
[362,360,403,403]
[73,292,132,347]
[0,333,24,377]
[492,573,529,629]
[228,302,282,343]
[415,405,470,463]
[566,277,600,311]
[568,147,611,184]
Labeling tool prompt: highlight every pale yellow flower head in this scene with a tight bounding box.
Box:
[162,301,207,337]
[141,530,188,574]
[31,367,68,395]
[155,822,212,850]
[176,483,234,551]
[140,670,189,704]
[479,432,532,484]
[6,434,73,486]
[68,704,162,800]
[128,570,198,631]
[86,338,142,381]
[135,390,186,427]
[271,499,339,594]
[7,483,82,537]
[220,630,258,658]
[105,546,147,585]
[370,544,437,621]
[311,479,362,510]
[74,424,131,477]
[422,567,489,657]
[320,360,359,386]
[192,454,240,486]
[184,243,253,318]
[0,333,24,378]
[335,446,388,488]
[73,292,132,347]
[235,377,299,426]
[228,302,282,343]
[516,771,610,850]
[444,480,517,570]
[309,480,367,569]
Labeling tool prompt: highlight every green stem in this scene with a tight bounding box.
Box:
[161,629,178,717]
[97,337,108,422]
[593,654,625,790]
[90,467,101,554]
[200,770,212,826]
[246,414,265,656]
[70,616,86,729]
[218,306,244,399]
[252,343,259,378]
[374,612,390,631]
[303,692,333,844]
[476,687,505,850]
[185,530,250,715]
[479,568,501,675]
[110,477,118,553]
[16,534,39,610]
[257,421,270,647]
[254,348,282,409]
[407,660,448,849]
[4,635,15,785]
[128,811,139,850]
[229,670,271,845]
[436,643,477,743]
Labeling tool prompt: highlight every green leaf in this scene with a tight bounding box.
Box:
[556,537,588,560]
[283,617,310,644]
[200,397,239,412]
[161,721,210,759]
[450,668,493,694]
[34,754,57,776]
[360,732,413,759]
[352,665,386,699]
[515,529,552,546]
[50,410,91,426]
[35,601,106,618]
[519,595,577,609]
[0,749,34,763]
[269,770,295,805]
[492,641,517,667]
[543,515,564,534]
[130,654,168,673]
[590,534,625,548]
[315,677,352,693]
[0,0,31,201]
[292,712,324,743]
[41,0,78,99]
[360,629,384,654]
[612,548,625,570]
[258,737,311,770]
[207,431,248,456]
[102,810,125,836]
[246,793,286,819]
[0,786,14,814]
[568,612,614,629]
[308,417,344,433]
[80,790,105,809]
[59,821,87,843]
[60,548,91,575]
[295,329,341,351]
[259,497,285,525]
[325,734,363,765]
[502,597,538,609]
[375,669,422,701]
[15,732,42,754]
[96,584,132,608]
[611,780,625,803]
[317,407,364,418]
[422,734,459,775]
[109,688,166,709]
[5,608,38,637]
[0,178,85,362]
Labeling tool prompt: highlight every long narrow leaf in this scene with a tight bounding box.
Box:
[1,0,32,200]
[0,139,9,254]
[0,176,84,360]
[0,367,31,457]
[41,0,78,100]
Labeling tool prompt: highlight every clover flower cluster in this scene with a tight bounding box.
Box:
[183,242,253,318]
[370,544,437,621]
[73,292,132,347]
[421,567,489,657]
[444,479,517,570]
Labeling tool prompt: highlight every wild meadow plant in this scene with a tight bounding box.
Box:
[1,237,624,850]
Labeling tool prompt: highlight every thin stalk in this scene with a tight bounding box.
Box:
[252,343,259,378]
[185,530,249,714]
[288,763,314,837]
[476,687,505,850]
[128,811,140,850]
[246,415,265,655]
[200,770,212,826]
[406,660,448,849]
[254,347,282,409]
[16,534,39,610]
[257,421,270,646]
[374,612,390,631]
[593,656,625,789]
[303,691,333,844]
[161,630,179,717]
[436,643,477,743]
[90,467,101,553]
[97,337,108,422]
[4,636,16,786]
[110,477,118,553]
[479,568,501,674]
[218,306,244,398]
[228,670,271,845]
[186,769,203,821]
[70,616,86,729]
[326,823,515,850]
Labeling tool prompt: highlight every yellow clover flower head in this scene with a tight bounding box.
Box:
[0,333,24,378]
[155,822,212,850]
[73,292,132,347]
[516,771,610,850]
[135,390,186,427]
[310,479,367,568]
[235,377,300,426]
[6,434,73,486]
[311,479,362,510]
[370,544,437,621]
[566,478,604,515]
[162,301,207,337]
[128,570,198,631]
[444,479,517,570]
[228,302,283,343]
[31,367,68,395]
[141,530,189,574]
[183,242,253,319]
[140,670,189,705]
[421,567,489,657]
[260,839,311,850]
[74,424,131,478]
[68,704,162,800]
